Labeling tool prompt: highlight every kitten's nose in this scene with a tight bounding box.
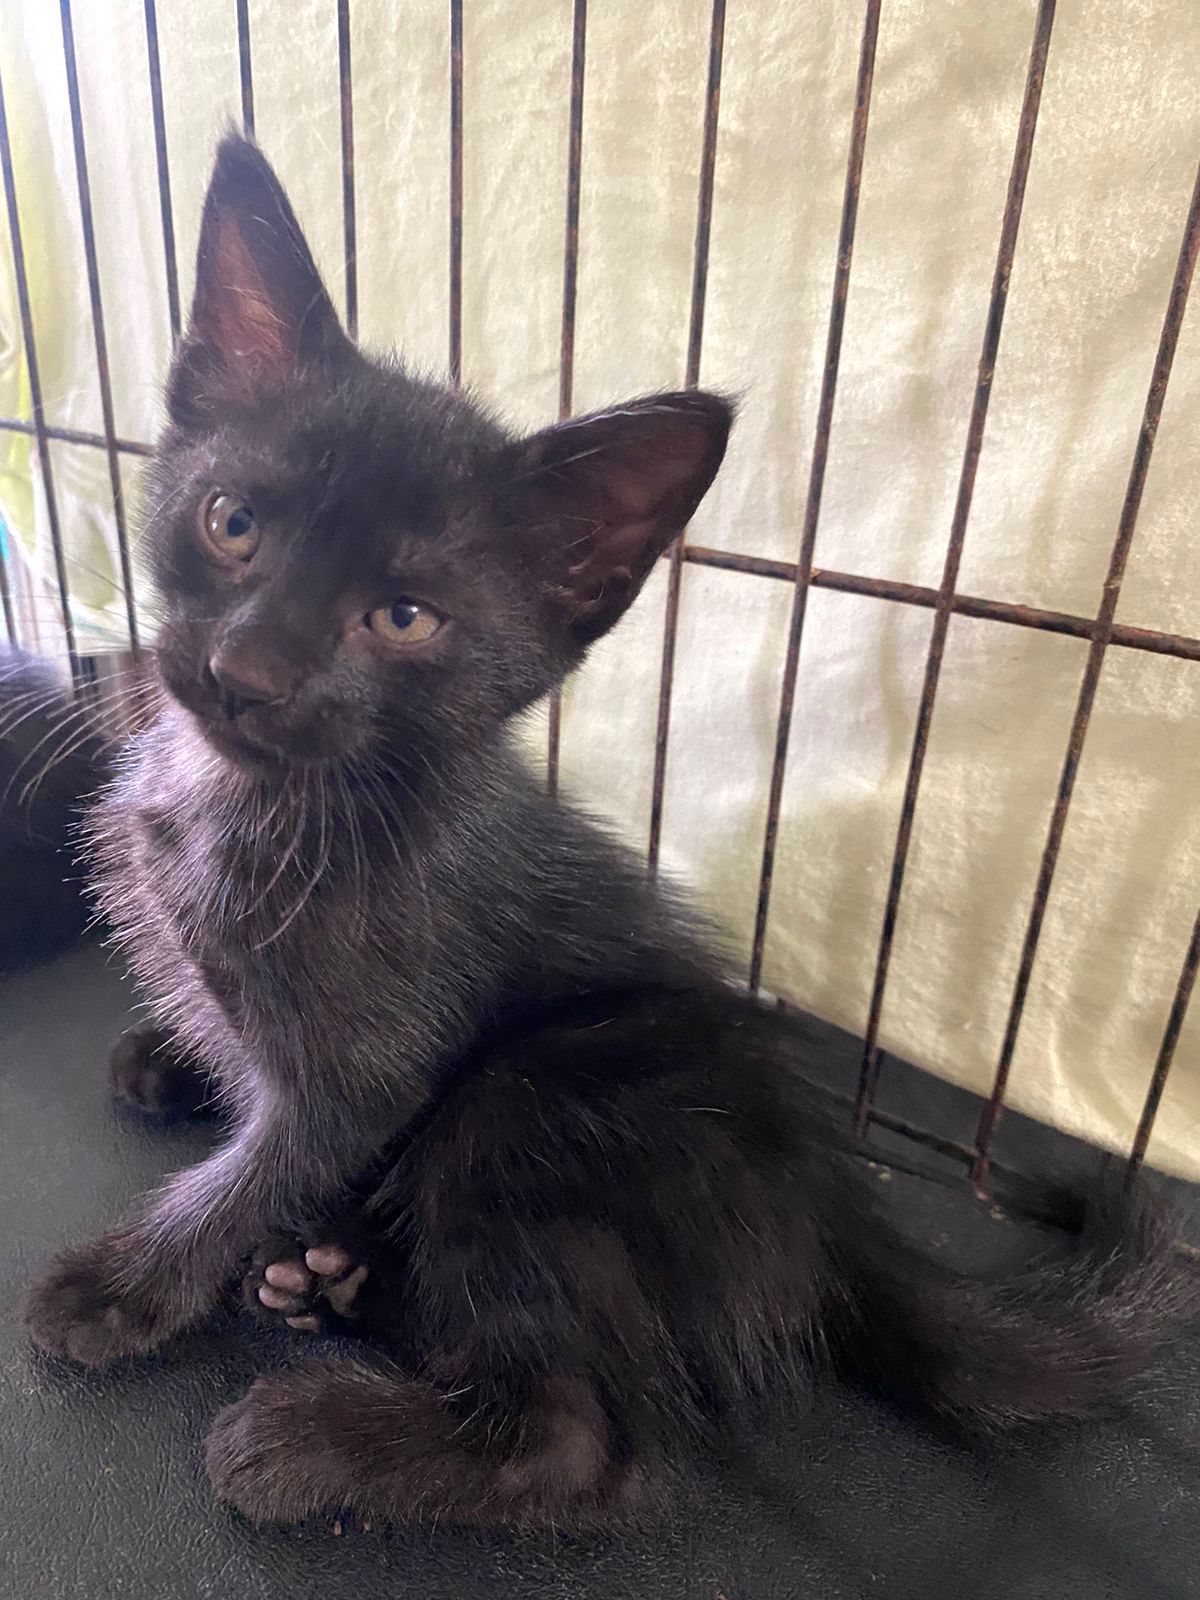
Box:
[207,640,302,720]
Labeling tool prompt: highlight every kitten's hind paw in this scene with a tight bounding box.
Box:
[242,1234,368,1334]
[109,1026,215,1121]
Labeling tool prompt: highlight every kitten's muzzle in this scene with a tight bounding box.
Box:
[206,638,303,721]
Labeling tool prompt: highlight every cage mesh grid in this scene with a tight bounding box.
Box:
[0,0,1196,1199]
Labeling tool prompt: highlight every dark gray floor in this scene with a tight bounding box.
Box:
[2,945,1198,1600]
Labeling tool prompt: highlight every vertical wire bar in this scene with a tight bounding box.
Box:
[337,0,357,340]
[235,0,255,137]
[0,529,16,643]
[448,0,463,385]
[852,0,1056,1137]
[646,0,726,872]
[747,0,882,988]
[0,63,79,678]
[1127,906,1200,1180]
[546,0,588,799]
[973,156,1200,1187]
[60,0,140,652]
[142,0,180,341]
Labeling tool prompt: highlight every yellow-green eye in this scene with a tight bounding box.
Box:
[202,493,260,563]
[367,599,442,645]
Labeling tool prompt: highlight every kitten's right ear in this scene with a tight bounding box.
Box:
[167,133,350,426]
[498,391,734,649]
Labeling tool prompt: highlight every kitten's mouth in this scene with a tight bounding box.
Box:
[183,688,345,771]
[193,708,297,769]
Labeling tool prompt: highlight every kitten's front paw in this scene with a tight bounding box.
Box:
[24,1241,169,1366]
[207,1377,338,1523]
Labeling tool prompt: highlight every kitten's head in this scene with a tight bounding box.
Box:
[147,135,732,775]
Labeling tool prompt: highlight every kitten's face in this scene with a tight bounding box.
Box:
[147,137,731,777]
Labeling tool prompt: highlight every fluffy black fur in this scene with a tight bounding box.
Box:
[18,136,1197,1530]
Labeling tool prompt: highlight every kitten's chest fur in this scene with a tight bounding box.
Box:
[87,707,714,1102]
[89,712,440,1085]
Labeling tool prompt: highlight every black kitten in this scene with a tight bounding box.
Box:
[21,137,1195,1530]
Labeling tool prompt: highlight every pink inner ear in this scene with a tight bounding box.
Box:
[207,213,290,372]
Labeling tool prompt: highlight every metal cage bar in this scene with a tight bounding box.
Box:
[853,0,1057,1139]
[748,0,881,991]
[59,0,141,653]
[235,0,254,137]
[1127,907,1200,1178]
[0,527,15,644]
[337,0,358,341]
[0,64,80,678]
[142,0,181,342]
[546,0,588,800]
[646,0,726,874]
[972,154,1200,1188]
[448,0,463,386]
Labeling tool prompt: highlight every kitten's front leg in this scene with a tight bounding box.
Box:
[24,1101,385,1367]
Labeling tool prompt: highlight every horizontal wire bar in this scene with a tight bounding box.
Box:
[681,544,1200,661]
[0,414,1193,664]
[0,416,155,457]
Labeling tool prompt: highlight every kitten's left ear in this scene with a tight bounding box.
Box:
[168,133,350,425]
[501,391,734,646]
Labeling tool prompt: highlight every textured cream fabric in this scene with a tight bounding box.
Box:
[0,1,1196,1173]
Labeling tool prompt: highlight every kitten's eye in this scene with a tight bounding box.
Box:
[201,493,260,564]
[367,599,442,645]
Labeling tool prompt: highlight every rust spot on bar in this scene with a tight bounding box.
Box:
[973,156,1200,1188]
[547,0,588,800]
[59,0,141,653]
[0,62,79,678]
[337,0,358,340]
[142,0,180,342]
[1126,907,1200,1179]
[236,0,254,137]
[448,0,463,386]
[854,0,1057,1139]
[647,0,726,873]
[748,0,881,987]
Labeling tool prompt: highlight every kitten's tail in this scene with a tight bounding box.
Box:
[827,1165,1197,1429]
[0,647,112,972]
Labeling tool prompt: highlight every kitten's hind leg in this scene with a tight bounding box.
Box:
[109,1025,216,1121]
[242,1232,370,1335]
[206,1360,653,1528]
